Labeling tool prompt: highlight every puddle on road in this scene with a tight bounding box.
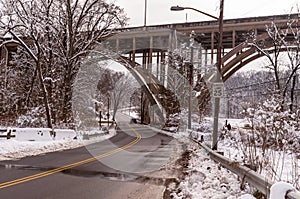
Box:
[62,168,170,186]
[0,163,52,171]
[0,163,174,186]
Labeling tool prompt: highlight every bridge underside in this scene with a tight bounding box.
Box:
[106,13,299,82]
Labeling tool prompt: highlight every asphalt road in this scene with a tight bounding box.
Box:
[0,113,180,199]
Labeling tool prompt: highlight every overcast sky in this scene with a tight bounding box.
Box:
[115,0,299,27]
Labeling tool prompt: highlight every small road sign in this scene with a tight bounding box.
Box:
[212,83,224,98]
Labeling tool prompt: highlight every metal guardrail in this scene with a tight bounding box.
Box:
[143,125,300,198]
[194,139,300,199]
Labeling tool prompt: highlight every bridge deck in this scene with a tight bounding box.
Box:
[112,13,299,50]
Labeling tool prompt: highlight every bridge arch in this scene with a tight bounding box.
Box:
[220,29,298,81]
[103,29,192,124]
[79,47,183,127]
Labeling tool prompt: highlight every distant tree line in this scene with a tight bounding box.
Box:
[225,71,299,119]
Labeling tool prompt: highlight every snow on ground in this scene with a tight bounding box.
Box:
[270,182,297,199]
[218,136,299,183]
[120,108,139,119]
[170,131,254,199]
[139,123,258,198]
[215,118,300,186]
[181,118,300,199]
[0,127,116,161]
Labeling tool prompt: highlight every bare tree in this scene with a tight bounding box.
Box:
[57,0,128,122]
[0,20,55,129]
[0,0,128,126]
[250,13,300,111]
[96,69,137,121]
[111,73,137,120]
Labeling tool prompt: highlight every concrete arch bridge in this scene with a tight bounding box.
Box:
[1,13,298,128]
[102,13,299,127]
[106,13,299,80]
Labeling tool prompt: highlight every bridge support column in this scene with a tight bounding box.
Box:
[142,51,147,68]
[197,44,203,79]
[204,49,208,74]
[160,52,166,86]
[232,30,236,48]
[211,32,215,65]
[156,51,160,80]
[140,91,150,124]
[132,37,136,63]
[148,36,153,84]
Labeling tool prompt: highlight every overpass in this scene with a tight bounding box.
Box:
[104,13,299,81]
[1,13,298,81]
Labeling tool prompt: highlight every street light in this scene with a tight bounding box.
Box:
[171,1,224,150]
[170,6,219,20]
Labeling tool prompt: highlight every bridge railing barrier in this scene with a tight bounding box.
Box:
[0,128,16,139]
[193,139,300,199]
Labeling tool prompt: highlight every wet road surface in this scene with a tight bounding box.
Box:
[0,113,181,199]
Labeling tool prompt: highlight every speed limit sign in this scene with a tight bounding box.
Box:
[212,83,224,98]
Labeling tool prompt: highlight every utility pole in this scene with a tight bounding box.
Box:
[170,2,223,150]
[188,31,195,130]
[144,0,147,30]
[212,0,224,150]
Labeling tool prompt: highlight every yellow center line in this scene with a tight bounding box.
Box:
[0,124,142,189]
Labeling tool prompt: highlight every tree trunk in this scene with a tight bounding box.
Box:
[290,75,297,112]
[25,66,38,107]
[37,62,53,129]
[8,30,53,129]
[62,65,73,123]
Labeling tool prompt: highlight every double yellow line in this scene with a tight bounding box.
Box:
[0,125,142,189]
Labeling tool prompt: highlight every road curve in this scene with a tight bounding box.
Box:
[0,113,181,199]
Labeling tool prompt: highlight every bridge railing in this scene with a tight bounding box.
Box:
[0,128,16,139]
